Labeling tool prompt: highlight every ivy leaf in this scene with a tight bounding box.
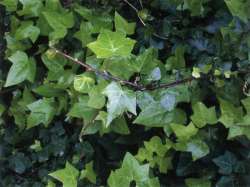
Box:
[213,151,237,175]
[115,12,136,35]
[185,178,211,187]
[5,51,36,87]
[80,161,97,184]
[191,102,217,128]
[15,21,40,43]
[74,21,94,47]
[103,82,136,125]
[134,103,175,127]
[42,11,74,40]
[170,123,198,141]
[87,30,136,58]
[165,45,186,70]
[0,0,18,11]
[219,99,243,128]
[73,73,95,94]
[136,136,173,173]
[18,0,43,17]
[107,152,160,187]
[102,56,137,80]
[49,161,79,187]
[88,81,107,109]
[175,139,210,160]
[184,0,204,16]
[225,0,250,23]
[27,98,56,129]
[68,96,98,124]
[160,93,176,111]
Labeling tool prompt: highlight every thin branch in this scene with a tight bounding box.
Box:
[51,47,144,90]
[122,0,139,12]
[51,47,195,91]
[122,0,146,26]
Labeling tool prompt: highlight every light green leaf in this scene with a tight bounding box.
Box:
[170,122,198,141]
[88,81,107,109]
[108,152,159,187]
[74,73,95,94]
[219,99,243,128]
[5,51,36,87]
[115,12,136,35]
[87,30,136,58]
[49,161,79,187]
[74,21,94,47]
[103,82,136,126]
[80,161,96,184]
[15,21,40,43]
[136,136,173,173]
[42,11,74,40]
[74,6,113,33]
[0,0,18,11]
[18,0,43,17]
[27,98,56,129]
[191,102,217,128]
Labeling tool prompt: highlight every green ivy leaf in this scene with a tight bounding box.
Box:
[80,161,96,184]
[27,98,56,129]
[134,102,176,127]
[0,0,18,11]
[191,102,217,128]
[5,51,36,87]
[18,0,43,17]
[170,122,198,141]
[165,45,186,70]
[68,96,98,124]
[219,99,243,128]
[107,152,160,187]
[88,81,107,109]
[103,82,136,126]
[175,139,209,161]
[136,136,173,173]
[87,30,136,58]
[42,11,74,40]
[15,21,40,43]
[225,0,250,23]
[74,73,95,94]
[74,21,94,47]
[49,161,79,187]
[115,12,136,35]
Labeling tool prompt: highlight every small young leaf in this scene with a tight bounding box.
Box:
[49,161,79,187]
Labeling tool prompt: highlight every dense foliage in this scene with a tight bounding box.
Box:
[1,0,250,186]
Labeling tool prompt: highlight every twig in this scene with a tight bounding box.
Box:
[122,0,139,12]
[51,47,194,91]
[121,0,168,39]
[51,46,145,90]
[122,0,146,26]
